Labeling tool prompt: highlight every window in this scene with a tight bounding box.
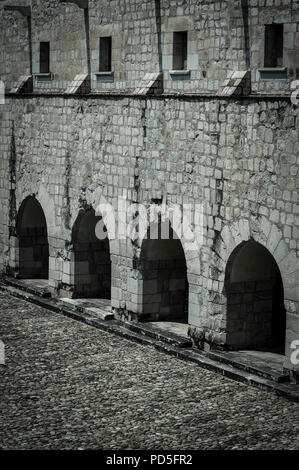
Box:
[99,37,112,72]
[264,24,283,67]
[40,42,50,73]
[173,31,188,70]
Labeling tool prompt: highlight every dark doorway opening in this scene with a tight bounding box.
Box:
[17,196,49,279]
[140,222,188,322]
[225,240,286,353]
[72,208,111,299]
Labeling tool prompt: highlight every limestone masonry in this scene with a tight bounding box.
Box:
[0,0,298,380]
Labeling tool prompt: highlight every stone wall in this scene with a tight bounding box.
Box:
[0,0,298,377]
[0,0,31,91]
[226,279,276,349]
[1,0,298,94]
[0,93,297,368]
[19,225,49,279]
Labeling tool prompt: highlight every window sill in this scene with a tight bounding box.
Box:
[34,73,53,82]
[170,69,190,75]
[258,67,287,80]
[170,70,191,80]
[95,71,114,76]
[95,71,114,83]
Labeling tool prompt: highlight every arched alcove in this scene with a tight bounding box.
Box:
[139,220,188,322]
[72,208,111,299]
[225,240,286,352]
[17,196,49,279]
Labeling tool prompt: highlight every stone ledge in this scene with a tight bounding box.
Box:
[34,73,53,83]
[169,70,191,81]
[95,71,114,76]
[206,350,289,384]
[258,67,288,80]
[60,297,114,321]
[170,70,190,76]
[4,91,292,100]
[4,277,51,298]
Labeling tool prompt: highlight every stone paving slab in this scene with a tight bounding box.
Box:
[60,297,113,321]
[1,292,299,450]
[4,278,51,298]
[122,320,192,348]
[206,350,289,383]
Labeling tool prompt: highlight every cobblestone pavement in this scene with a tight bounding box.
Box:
[1,292,299,450]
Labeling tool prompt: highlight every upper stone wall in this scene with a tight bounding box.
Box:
[0,0,31,91]
[0,0,298,95]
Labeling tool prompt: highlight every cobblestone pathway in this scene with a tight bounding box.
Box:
[1,292,299,450]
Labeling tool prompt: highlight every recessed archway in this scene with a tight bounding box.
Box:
[139,221,188,322]
[225,240,286,352]
[17,196,49,279]
[72,208,111,299]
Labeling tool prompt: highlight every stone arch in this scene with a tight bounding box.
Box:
[68,190,119,257]
[15,185,56,241]
[224,240,286,351]
[71,207,111,299]
[211,217,299,354]
[136,204,202,280]
[16,195,49,279]
[213,217,298,304]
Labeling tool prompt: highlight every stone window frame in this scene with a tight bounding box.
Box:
[162,16,198,81]
[257,22,288,81]
[32,40,53,82]
[92,24,121,84]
